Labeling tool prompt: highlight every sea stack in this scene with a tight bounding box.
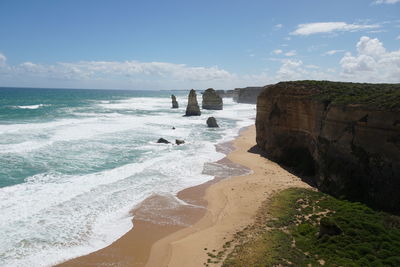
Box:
[202,88,223,110]
[171,95,179,108]
[185,89,201,116]
[206,117,219,127]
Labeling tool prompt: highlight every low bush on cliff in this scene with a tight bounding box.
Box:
[284,81,400,110]
[222,188,400,267]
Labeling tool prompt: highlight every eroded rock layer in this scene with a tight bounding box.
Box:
[256,81,400,213]
[185,89,201,116]
[202,88,223,110]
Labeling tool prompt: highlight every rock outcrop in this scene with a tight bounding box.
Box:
[157,138,170,144]
[185,89,201,116]
[171,95,179,108]
[234,87,266,104]
[206,117,219,128]
[175,139,185,145]
[256,81,400,213]
[202,88,223,110]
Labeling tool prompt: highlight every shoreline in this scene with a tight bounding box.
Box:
[57,125,311,267]
[56,128,251,267]
[145,126,311,266]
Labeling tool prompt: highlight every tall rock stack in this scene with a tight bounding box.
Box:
[202,88,223,110]
[185,89,201,116]
[171,94,179,108]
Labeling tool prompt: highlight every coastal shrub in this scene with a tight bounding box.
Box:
[280,80,400,111]
[222,188,400,267]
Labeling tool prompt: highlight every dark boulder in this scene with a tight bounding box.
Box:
[175,139,185,145]
[157,138,170,144]
[207,117,219,128]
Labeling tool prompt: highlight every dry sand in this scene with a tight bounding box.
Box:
[57,125,310,267]
[145,126,310,267]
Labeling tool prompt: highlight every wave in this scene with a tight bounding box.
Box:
[12,104,47,109]
[0,96,256,266]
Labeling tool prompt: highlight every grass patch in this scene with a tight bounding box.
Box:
[222,188,400,267]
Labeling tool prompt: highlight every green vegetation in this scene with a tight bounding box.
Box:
[222,188,400,267]
[281,80,400,110]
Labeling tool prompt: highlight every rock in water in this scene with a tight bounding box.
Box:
[206,117,219,128]
[171,94,179,108]
[175,139,185,145]
[185,89,201,116]
[157,138,170,144]
[202,88,223,110]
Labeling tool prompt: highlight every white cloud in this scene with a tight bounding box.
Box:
[285,50,297,57]
[396,35,400,40]
[277,59,304,80]
[0,53,7,67]
[273,49,283,55]
[275,59,336,81]
[291,22,380,36]
[0,58,241,89]
[324,50,345,56]
[340,36,400,82]
[306,64,320,69]
[373,0,400,4]
[16,60,234,81]
[274,24,283,30]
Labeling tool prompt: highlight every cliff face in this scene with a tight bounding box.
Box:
[216,89,237,98]
[256,81,400,213]
[235,87,266,104]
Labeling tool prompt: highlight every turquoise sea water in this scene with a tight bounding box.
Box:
[0,87,255,266]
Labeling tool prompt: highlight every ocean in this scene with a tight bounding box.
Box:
[0,87,255,266]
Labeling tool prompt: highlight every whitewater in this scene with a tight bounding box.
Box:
[0,87,255,266]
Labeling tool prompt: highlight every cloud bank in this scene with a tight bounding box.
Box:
[291,22,380,36]
[340,36,400,82]
[373,0,400,4]
[0,37,399,89]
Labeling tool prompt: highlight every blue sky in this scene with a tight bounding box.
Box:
[0,0,399,89]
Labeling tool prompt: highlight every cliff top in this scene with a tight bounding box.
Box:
[273,80,400,111]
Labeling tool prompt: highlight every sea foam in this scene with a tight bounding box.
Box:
[0,95,255,267]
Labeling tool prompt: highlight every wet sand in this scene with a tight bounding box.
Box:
[57,136,249,267]
[57,126,310,267]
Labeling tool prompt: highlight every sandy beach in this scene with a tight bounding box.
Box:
[58,125,310,267]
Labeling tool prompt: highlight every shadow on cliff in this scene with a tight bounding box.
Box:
[247,145,318,188]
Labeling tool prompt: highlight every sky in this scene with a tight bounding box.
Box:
[0,0,399,90]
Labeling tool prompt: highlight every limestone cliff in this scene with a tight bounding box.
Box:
[256,81,400,213]
[216,89,237,98]
[185,89,201,116]
[234,87,265,104]
[202,88,223,110]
